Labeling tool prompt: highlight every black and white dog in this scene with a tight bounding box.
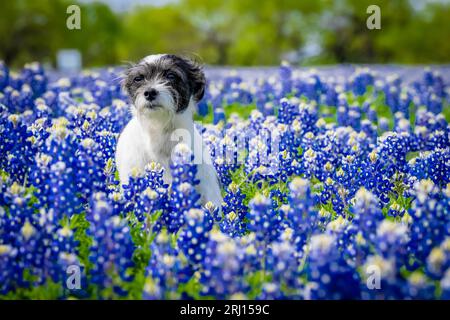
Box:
[116,54,222,208]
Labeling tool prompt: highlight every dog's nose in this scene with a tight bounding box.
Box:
[144,89,158,101]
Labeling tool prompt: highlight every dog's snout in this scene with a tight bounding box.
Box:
[144,88,158,101]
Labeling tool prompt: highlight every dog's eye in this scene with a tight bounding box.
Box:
[133,75,144,82]
[166,72,176,81]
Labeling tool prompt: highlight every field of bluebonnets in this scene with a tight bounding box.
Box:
[0,60,449,300]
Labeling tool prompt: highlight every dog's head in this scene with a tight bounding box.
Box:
[122,54,205,115]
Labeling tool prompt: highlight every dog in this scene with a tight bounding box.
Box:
[115,54,222,208]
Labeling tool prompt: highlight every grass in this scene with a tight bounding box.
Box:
[194,102,256,123]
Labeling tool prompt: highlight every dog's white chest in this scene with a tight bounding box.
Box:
[115,104,223,208]
[116,118,170,182]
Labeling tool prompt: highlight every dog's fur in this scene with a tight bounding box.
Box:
[115,54,222,208]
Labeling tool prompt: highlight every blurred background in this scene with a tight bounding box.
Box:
[1,0,449,69]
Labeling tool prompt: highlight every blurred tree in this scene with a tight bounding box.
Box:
[68,2,121,66]
[392,3,450,63]
[0,0,449,67]
[320,0,450,64]
[0,0,68,66]
[227,0,325,64]
[179,0,326,65]
[179,0,236,64]
[118,4,199,64]
[0,0,120,67]
[320,0,413,63]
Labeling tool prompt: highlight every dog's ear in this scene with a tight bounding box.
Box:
[183,57,206,102]
[120,61,136,94]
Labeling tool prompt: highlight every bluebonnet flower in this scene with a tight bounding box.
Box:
[178,208,213,267]
[403,272,435,299]
[325,215,358,262]
[21,62,47,96]
[47,161,82,218]
[8,71,23,90]
[387,202,406,218]
[264,239,301,298]
[351,68,374,96]
[424,149,449,186]
[92,80,112,106]
[144,230,193,299]
[441,269,450,299]
[258,282,284,299]
[87,193,135,297]
[75,138,108,198]
[279,61,293,97]
[213,134,239,186]
[0,244,17,294]
[0,113,35,182]
[165,143,201,233]
[379,132,409,172]
[134,186,165,227]
[0,61,9,90]
[426,237,450,280]
[359,150,394,205]
[375,219,409,266]
[1,181,34,236]
[277,98,298,125]
[1,61,450,299]
[304,234,361,299]
[350,188,384,243]
[199,231,249,299]
[220,210,246,238]
[408,179,448,265]
[122,161,168,212]
[378,117,390,132]
[248,193,283,243]
[296,72,325,101]
[220,182,248,237]
[323,81,339,106]
[0,201,80,295]
[197,98,209,116]
[361,254,404,299]
[213,107,226,124]
[286,178,319,251]
[50,225,81,286]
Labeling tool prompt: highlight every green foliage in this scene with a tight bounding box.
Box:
[178,275,204,300]
[3,280,63,300]
[195,102,255,123]
[125,210,163,299]
[224,103,256,120]
[443,102,450,123]
[71,212,93,273]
